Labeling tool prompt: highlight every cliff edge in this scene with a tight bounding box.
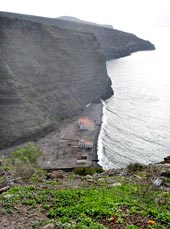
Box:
[0,12,155,60]
[0,15,112,149]
[56,16,155,59]
[0,12,155,150]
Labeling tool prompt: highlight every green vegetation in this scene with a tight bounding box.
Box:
[8,143,43,178]
[0,145,169,228]
[127,162,146,173]
[11,143,41,164]
[0,178,170,228]
[74,167,103,176]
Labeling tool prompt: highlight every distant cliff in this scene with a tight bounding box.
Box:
[0,12,155,60]
[0,12,155,150]
[56,16,155,59]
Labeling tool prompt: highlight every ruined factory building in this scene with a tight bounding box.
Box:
[78,116,95,130]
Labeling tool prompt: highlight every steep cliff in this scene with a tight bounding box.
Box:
[0,12,155,60]
[0,12,155,150]
[56,16,155,59]
[0,16,112,149]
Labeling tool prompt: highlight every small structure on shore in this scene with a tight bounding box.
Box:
[78,116,95,130]
[84,141,93,149]
[58,139,79,147]
[78,140,93,150]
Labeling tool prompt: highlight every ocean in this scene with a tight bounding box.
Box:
[98,26,170,169]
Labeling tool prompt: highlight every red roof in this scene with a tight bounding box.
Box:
[79,116,91,126]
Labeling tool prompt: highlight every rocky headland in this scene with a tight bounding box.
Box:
[0,12,155,60]
[0,12,155,154]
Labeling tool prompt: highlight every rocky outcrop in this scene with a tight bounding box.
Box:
[0,15,112,149]
[0,12,155,60]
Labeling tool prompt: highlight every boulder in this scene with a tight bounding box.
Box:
[47,170,64,180]
[42,223,55,229]
[164,156,170,163]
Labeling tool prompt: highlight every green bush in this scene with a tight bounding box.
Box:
[127,163,146,173]
[11,143,41,165]
[10,143,43,178]
[95,167,104,173]
[74,167,104,176]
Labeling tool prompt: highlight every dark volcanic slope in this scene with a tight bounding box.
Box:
[0,12,155,60]
[56,16,155,59]
[0,16,113,149]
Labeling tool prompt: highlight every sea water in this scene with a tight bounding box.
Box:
[98,26,170,169]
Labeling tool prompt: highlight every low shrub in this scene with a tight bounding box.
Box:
[95,167,104,173]
[74,166,104,176]
[74,167,95,176]
[11,142,41,165]
[10,143,43,178]
[127,162,146,173]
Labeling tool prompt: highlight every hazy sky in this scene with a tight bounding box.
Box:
[1,0,170,33]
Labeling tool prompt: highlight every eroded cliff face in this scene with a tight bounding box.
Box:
[0,12,155,150]
[55,17,155,60]
[0,12,155,60]
[0,16,113,149]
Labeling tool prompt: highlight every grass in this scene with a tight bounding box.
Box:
[0,180,169,228]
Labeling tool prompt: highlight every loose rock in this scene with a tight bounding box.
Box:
[47,170,64,180]
[42,223,55,229]
[108,182,121,188]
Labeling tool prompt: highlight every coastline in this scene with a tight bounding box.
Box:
[79,102,103,168]
[0,102,104,170]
